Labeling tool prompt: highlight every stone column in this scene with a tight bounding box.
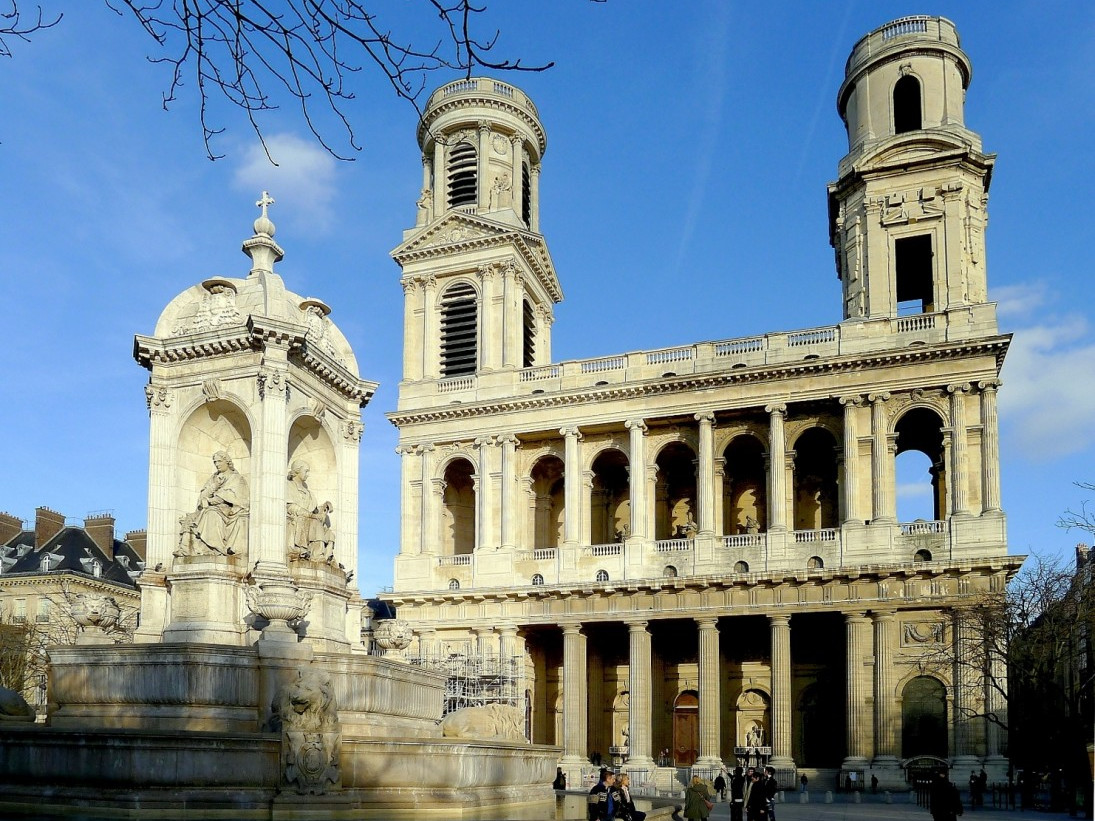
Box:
[625,420,648,541]
[951,612,980,769]
[561,427,582,546]
[401,277,423,381]
[498,624,518,661]
[713,458,726,538]
[626,620,655,770]
[561,623,588,766]
[769,614,793,768]
[432,140,445,216]
[984,642,1009,764]
[766,405,788,531]
[255,358,290,566]
[477,121,491,209]
[478,263,501,372]
[475,437,494,550]
[501,260,521,370]
[697,617,723,767]
[530,164,541,232]
[397,446,418,556]
[843,611,872,768]
[135,384,176,643]
[872,612,899,766]
[695,412,716,536]
[869,393,894,522]
[839,395,863,524]
[475,626,496,658]
[499,434,518,549]
[978,380,1002,513]
[420,446,438,554]
[510,134,525,222]
[422,276,439,379]
[948,384,971,515]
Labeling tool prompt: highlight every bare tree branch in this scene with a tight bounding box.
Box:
[0,2,61,59]
[1058,481,1095,538]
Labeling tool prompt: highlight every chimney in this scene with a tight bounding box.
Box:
[0,512,24,545]
[35,507,66,548]
[124,529,147,563]
[85,513,116,561]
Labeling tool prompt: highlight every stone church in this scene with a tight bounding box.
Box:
[384,16,1019,787]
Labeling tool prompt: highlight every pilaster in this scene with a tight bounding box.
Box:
[978,380,1002,513]
[625,420,648,541]
[560,623,588,767]
[766,405,788,532]
[697,616,722,767]
[626,620,655,770]
[869,393,895,522]
[843,611,872,768]
[947,383,971,515]
[769,614,793,768]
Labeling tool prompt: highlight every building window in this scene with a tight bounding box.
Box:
[521,161,531,227]
[807,556,824,570]
[895,234,934,315]
[595,569,609,583]
[92,560,102,578]
[39,554,52,572]
[447,142,477,207]
[664,565,678,577]
[12,598,26,623]
[531,573,544,586]
[734,561,749,574]
[440,282,478,376]
[893,74,922,134]
[522,300,536,368]
[35,598,50,623]
[448,578,460,590]
[914,549,932,562]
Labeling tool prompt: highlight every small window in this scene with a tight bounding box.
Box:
[807,556,825,570]
[894,75,922,134]
[914,549,932,562]
[39,554,52,572]
[13,598,26,623]
[664,565,678,578]
[734,561,749,574]
[595,569,609,583]
[448,578,460,590]
[35,599,50,623]
[531,573,544,586]
[522,300,536,368]
[447,142,477,207]
[895,234,934,315]
[440,282,478,376]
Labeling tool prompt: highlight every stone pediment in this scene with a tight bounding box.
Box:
[855,131,991,175]
[393,212,562,303]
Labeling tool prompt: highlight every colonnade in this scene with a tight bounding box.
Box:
[397,385,1004,557]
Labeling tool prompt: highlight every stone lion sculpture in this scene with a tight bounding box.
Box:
[0,685,35,722]
[440,703,526,742]
[269,667,338,733]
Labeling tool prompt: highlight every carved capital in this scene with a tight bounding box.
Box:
[837,394,865,407]
[401,276,421,295]
[977,379,1002,393]
[343,420,364,443]
[694,411,715,425]
[498,433,519,448]
[947,382,971,395]
[867,392,891,404]
[257,369,289,401]
[477,120,491,135]
[560,426,583,440]
[144,384,173,412]
[765,403,787,417]
[624,419,647,433]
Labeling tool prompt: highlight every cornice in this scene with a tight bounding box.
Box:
[387,335,1010,427]
[418,97,546,154]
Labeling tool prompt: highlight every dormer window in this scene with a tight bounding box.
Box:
[92,560,102,578]
[39,554,52,572]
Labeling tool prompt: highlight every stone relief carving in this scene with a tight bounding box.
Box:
[201,378,223,402]
[257,369,288,401]
[343,420,364,443]
[175,451,250,558]
[301,299,344,365]
[171,280,242,336]
[488,172,512,210]
[71,593,122,642]
[144,385,172,412]
[286,460,335,564]
[268,667,341,795]
[440,703,527,742]
[903,621,944,645]
[491,133,509,155]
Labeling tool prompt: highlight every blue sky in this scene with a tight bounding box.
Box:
[1,2,1093,592]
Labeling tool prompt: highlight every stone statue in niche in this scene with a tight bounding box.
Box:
[489,172,512,210]
[287,460,335,563]
[745,723,765,748]
[176,451,250,557]
[742,515,760,535]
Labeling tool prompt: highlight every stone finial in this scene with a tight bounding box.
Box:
[254,191,276,236]
[242,191,285,274]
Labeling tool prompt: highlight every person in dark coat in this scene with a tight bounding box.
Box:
[730,767,746,821]
[745,772,769,821]
[589,769,613,821]
[714,769,727,801]
[552,767,567,790]
[763,766,779,821]
[930,771,963,821]
[616,773,646,821]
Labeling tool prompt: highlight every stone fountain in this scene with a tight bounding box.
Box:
[0,197,558,818]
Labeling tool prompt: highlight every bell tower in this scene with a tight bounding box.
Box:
[392,78,561,390]
[828,17,996,327]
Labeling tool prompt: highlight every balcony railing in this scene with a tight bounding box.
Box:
[900,520,946,535]
[722,534,765,548]
[655,539,693,552]
[585,544,622,557]
[438,555,472,566]
[793,528,838,543]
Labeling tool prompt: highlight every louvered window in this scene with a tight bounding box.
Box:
[447,142,478,208]
[521,161,532,227]
[522,300,536,368]
[440,282,478,376]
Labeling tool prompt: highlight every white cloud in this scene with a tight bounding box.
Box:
[897,482,932,500]
[994,281,1052,321]
[233,133,338,233]
[999,312,1095,459]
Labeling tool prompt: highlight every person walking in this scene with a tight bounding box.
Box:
[745,771,769,821]
[714,769,727,802]
[930,771,964,821]
[729,767,746,821]
[763,766,779,821]
[683,775,714,821]
[799,773,808,793]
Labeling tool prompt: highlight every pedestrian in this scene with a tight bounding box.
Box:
[871,773,878,794]
[683,775,714,821]
[714,769,727,801]
[745,771,769,821]
[930,771,963,821]
[799,773,808,793]
[730,766,746,821]
[552,766,566,790]
[969,770,979,809]
[588,768,614,821]
[616,773,646,821]
[763,766,778,821]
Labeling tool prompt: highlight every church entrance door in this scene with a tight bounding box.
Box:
[673,691,699,766]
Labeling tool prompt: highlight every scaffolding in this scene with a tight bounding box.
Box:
[409,653,524,716]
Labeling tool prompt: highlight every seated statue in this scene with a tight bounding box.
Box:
[287,460,335,563]
[176,451,250,557]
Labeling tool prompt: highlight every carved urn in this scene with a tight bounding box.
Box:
[245,577,312,641]
[372,618,413,661]
[71,594,121,644]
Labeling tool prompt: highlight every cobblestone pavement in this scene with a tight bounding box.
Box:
[697,795,1080,821]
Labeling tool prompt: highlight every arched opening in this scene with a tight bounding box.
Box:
[442,458,475,556]
[735,689,769,749]
[792,428,839,530]
[902,676,948,758]
[893,74,923,134]
[722,435,767,534]
[895,408,947,521]
[595,569,609,583]
[440,282,478,377]
[521,161,532,227]
[522,299,536,368]
[663,565,678,577]
[448,578,460,590]
[807,556,824,570]
[914,549,932,562]
[673,690,700,766]
[529,455,564,550]
[531,573,544,586]
[590,449,630,544]
[655,442,697,540]
[447,141,477,207]
[734,560,749,574]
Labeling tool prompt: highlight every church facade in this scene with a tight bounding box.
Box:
[384,17,1018,786]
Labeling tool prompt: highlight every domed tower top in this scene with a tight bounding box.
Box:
[837,16,976,161]
[412,77,547,233]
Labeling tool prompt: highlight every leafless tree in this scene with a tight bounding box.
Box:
[6,1,568,160]
[1058,481,1095,539]
[0,2,60,58]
